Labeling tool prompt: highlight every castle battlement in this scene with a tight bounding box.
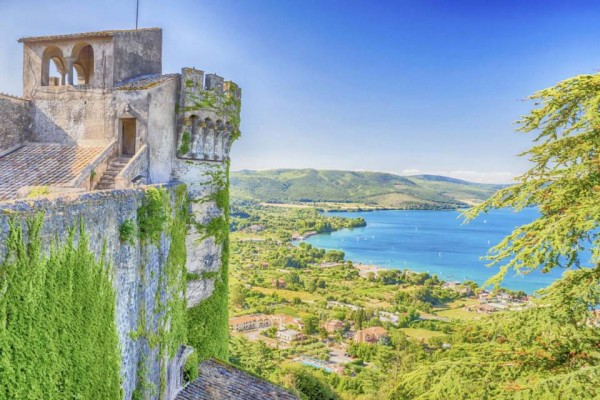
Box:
[176,68,241,163]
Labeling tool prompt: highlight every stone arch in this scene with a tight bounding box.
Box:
[41,46,67,86]
[71,43,94,85]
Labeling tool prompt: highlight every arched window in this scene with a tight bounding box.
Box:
[71,43,94,85]
[41,46,67,86]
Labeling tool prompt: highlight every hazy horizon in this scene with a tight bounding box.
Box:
[2,0,600,184]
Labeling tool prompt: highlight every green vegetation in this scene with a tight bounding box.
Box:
[273,364,340,400]
[183,351,199,383]
[227,70,600,400]
[228,80,600,396]
[178,131,191,154]
[187,165,231,361]
[0,214,121,399]
[137,187,171,243]
[26,186,50,198]
[231,169,503,209]
[119,218,136,244]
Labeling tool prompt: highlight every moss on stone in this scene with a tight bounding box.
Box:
[179,131,191,154]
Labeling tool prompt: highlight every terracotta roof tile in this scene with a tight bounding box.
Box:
[176,359,299,400]
[0,143,104,201]
[115,74,179,91]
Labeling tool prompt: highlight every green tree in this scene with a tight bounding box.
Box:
[230,283,249,308]
[302,315,320,335]
[273,363,339,400]
[464,73,600,285]
[388,72,600,400]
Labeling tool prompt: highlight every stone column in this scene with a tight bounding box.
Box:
[66,57,76,85]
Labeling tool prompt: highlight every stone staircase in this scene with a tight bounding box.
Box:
[95,155,132,190]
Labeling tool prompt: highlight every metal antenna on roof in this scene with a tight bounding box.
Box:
[135,0,140,29]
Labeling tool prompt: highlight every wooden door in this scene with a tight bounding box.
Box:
[121,119,136,155]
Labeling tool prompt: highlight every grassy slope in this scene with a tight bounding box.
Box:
[231,169,503,209]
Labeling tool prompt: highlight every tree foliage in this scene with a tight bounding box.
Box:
[464,74,600,285]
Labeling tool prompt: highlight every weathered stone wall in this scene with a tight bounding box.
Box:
[29,89,112,145]
[0,186,189,400]
[172,160,226,306]
[146,77,179,183]
[113,30,162,84]
[0,94,30,152]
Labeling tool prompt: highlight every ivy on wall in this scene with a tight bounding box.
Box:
[132,185,194,400]
[0,214,122,400]
[187,163,231,361]
[178,77,242,157]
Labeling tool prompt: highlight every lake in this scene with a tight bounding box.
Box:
[304,208,565,293]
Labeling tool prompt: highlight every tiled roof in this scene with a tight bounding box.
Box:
[0,143,104,201]
[18,28,160,43]
[115,74,179,91]
[359,327,388,335]
[175,359,299,400]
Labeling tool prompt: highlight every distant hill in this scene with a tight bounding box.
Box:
[230,169,505,209]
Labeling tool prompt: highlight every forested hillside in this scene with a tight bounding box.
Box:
[231,169,503,209]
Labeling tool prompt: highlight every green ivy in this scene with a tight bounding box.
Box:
[183,351,199,383]
[179,132,191,155]
[132,185,191,399]
[0,214,121,400]
[137,187,171,244]
[119,219,137,244]
[187,163,231,361]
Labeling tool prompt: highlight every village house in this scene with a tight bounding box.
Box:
[229,314,272,332]
[270,314,301,330]
[277,329,303,343]
[354,327,388,344]
[323,320,345,333]
[466,304,497,314]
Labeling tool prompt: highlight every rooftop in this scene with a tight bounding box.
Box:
[115,74,180,91]
[176,359,299,400]
[18,27,160,43]
[0,144,104,200]
[359,327,388,335]
[229,314,269,324]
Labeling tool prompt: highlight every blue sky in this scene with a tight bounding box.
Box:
[1,0,600,183]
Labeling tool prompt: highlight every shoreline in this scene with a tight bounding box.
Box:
[261,202,472,213]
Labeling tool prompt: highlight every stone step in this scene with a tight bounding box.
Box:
[94,155,133,191]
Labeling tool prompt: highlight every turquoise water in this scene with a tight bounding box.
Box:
[305,208,567,294]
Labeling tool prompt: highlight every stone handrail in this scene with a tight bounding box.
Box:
[68,140,118,189]
[115,144,148,189]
